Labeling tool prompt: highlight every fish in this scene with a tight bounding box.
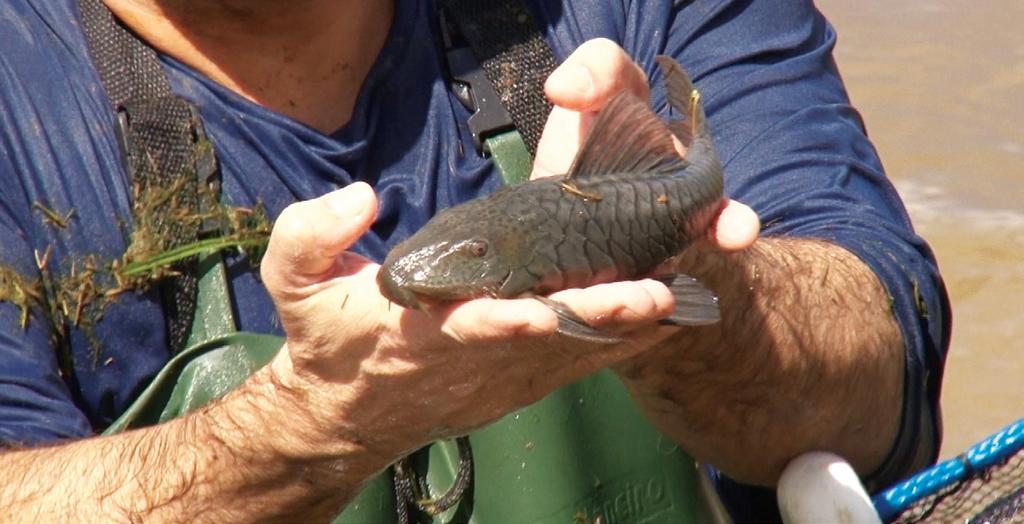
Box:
[377,56,724,342]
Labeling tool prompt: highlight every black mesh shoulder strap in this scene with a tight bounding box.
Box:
[78,0,207,352]
[442,0,558,156]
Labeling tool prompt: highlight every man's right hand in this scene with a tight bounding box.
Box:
[255,182,678,476]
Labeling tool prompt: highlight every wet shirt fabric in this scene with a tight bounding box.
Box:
[0,0,949,521]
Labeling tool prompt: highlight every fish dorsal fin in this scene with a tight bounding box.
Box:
[655,55,708,150]
[566,89,685,179]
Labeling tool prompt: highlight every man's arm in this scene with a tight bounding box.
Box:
[536,36,944,490]
[617,238,905,487]
[0,364,380,522]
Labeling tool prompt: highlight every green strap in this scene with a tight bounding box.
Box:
[184,251,237,347]
[486,130,533,186]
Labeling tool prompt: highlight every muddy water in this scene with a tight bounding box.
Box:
[815,0,1024,459]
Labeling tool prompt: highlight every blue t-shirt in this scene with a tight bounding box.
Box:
[0,0,949,521]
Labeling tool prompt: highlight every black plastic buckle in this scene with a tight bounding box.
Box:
[189,106,222,239]
[440,9,514,155]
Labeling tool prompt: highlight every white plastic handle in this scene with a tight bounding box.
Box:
[778,451,882,524]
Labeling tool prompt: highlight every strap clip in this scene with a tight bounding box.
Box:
[440,9,515,155]
[190,107,222,240]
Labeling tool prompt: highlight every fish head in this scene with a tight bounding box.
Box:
[377,207,523,310]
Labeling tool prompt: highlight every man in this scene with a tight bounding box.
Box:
[0,0,948,521]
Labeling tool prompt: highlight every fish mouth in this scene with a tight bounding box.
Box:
[377,268,424,310]
[376,269,483,311]
[377,262,511,310]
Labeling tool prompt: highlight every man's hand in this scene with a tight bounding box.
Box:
[257,181,678,468]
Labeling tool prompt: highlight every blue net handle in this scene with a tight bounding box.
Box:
[873,417,1024,521]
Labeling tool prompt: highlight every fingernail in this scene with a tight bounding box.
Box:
[547,63,594,97]
[325,182,369,218]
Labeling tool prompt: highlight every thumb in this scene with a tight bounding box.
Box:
[543,38,649,112]
[534,39,649,179]
[707,199,760,252]
[261,182,378,289]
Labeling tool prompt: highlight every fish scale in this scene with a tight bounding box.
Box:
[378,55,725,335]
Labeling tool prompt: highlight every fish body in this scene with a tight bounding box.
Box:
[378,56,724,330]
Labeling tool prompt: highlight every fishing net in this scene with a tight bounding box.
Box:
[874,418,1024,524]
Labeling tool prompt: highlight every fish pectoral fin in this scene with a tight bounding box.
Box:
[653,273,721,326]
[533,296,622,345]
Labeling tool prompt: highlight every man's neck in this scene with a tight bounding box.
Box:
[102,0,394,133]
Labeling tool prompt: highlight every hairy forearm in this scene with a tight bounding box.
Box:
[0,358,383,522]
[617,237,904,486]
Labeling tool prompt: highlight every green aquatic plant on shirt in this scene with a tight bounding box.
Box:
[0,180,272,362]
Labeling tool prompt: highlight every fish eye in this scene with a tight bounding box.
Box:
[468,239,488,257]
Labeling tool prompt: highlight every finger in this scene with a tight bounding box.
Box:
[438,279,675,347]
[708,199,760,252]
[261,182,378,292]
[544,38,649,111]
[438,298,559,345]
[531,106,593,179]
[534,39,650,179]
[548,279,674,326]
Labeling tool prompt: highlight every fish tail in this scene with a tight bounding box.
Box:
[655,56,725,240]
[655,55,711,147]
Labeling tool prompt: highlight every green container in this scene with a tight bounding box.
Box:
[404,371,712,524]
[108,331,712,524]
